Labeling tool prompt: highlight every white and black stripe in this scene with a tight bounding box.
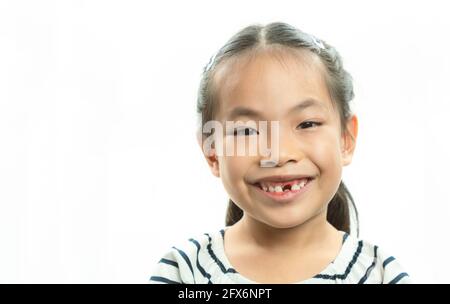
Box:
[149,227,411,284]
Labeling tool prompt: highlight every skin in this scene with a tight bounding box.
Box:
[198,47,358,283]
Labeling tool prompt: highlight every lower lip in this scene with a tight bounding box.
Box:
[251,178,314,204]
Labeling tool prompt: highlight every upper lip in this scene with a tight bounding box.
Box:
[252,174,315,184]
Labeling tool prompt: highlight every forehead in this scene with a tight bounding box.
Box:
[213,48,334,120]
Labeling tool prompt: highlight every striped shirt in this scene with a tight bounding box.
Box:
[149,227,411,284]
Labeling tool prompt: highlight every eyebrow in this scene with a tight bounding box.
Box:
[226,98,326,120]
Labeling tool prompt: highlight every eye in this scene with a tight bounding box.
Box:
[233,128,259,136]
[297,121,322,129]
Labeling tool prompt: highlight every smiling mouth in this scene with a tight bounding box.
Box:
[252,177,314,193]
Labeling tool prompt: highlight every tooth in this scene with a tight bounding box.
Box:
[269,186,275,192]
[291,184,300,191]
[262,186,268,192]
[300,180,307,187]
[274,186,283,193]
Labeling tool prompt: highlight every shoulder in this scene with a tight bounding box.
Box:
[149,229,226,284]
[329,233,412,284]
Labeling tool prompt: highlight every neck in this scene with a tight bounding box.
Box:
[235,210,339,255]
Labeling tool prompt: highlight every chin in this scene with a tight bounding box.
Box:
[261,215,311,230]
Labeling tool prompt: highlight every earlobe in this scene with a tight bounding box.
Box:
[341,115,358,166]
[197,133,220,178]
[205,149,220,178]
[210,157,220,178]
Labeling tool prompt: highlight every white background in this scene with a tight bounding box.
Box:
[1,0,449,283]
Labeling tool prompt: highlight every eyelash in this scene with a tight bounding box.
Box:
[297,121,322,129]
[233,128,259,136]
[232,121,322,136]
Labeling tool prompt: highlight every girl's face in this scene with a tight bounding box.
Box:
[202,49,358,229]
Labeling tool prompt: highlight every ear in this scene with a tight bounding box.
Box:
[341,114,358,166]
[197,131,220,178]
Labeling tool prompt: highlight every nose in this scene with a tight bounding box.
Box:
[260,125,302,168]
[276,129,301,167]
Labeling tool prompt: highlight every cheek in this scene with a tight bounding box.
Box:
[302,133,343,211]
[220,157,244,179]
[218,156,251,195]
[309,132,343,179]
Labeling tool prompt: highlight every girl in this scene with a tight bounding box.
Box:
[149,22,411,284]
